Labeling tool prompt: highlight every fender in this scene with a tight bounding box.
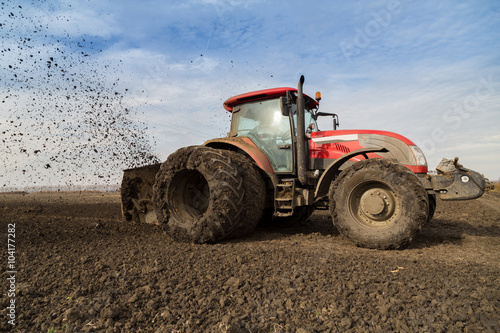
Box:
[203,137,275,174]
[314,147,388,199]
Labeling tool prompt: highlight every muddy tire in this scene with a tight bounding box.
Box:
[329,159,429,250]
[153,146,265,243]
[221,150,266,237]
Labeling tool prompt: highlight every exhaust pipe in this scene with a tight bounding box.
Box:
[296,75,307,185]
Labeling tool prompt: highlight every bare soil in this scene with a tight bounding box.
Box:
[1,191,499,332]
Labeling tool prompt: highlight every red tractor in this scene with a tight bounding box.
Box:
[121,76,489,249]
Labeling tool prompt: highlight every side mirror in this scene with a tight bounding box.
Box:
[316,112,340,130]
[333,114,339,130]
[280,96,290,116]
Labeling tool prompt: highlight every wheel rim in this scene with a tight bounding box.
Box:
[348,181,400,228]
[170,170,210,219]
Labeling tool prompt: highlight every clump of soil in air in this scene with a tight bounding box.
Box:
[1,1,159,190]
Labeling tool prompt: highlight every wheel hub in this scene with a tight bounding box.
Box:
[359,188,395,221]
[171,170,210,219]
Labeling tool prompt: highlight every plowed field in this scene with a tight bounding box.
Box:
[1,191,499,332]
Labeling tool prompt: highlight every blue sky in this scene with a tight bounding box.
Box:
[1,0,499,189]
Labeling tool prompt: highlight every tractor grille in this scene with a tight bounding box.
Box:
[335,143,350,153]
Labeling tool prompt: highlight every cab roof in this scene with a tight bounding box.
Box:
[223,87,319,112]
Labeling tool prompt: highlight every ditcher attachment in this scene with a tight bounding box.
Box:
[121,164,160,224]
[422,157,491,200]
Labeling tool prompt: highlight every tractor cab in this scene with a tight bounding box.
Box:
[224,87,322,173]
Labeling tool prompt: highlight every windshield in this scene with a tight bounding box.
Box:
[230,98,318,173]
[231,99,293,172]
[231,99,289,136]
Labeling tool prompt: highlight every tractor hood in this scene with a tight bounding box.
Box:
[310,129,428,174]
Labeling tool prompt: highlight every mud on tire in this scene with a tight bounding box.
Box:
[329,159,429,250]
[153,146,265,243]
[221,150,266,237]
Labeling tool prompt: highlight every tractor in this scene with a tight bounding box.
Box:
[121,76,490,249]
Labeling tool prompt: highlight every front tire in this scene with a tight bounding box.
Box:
[329,159,429,249]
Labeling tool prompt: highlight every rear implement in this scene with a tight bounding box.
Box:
[121,164,160,224]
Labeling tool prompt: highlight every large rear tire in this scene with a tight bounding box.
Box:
[329,159,429,249]
[153,146,265,243]
[221,150,266,237]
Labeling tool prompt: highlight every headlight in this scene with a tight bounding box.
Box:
[409,145,427,167]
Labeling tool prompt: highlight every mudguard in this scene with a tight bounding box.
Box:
[314,147,388,199]
[203,137,275,174]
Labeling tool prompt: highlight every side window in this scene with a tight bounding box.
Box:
[305,111,319,133]
[291,104,318,134]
